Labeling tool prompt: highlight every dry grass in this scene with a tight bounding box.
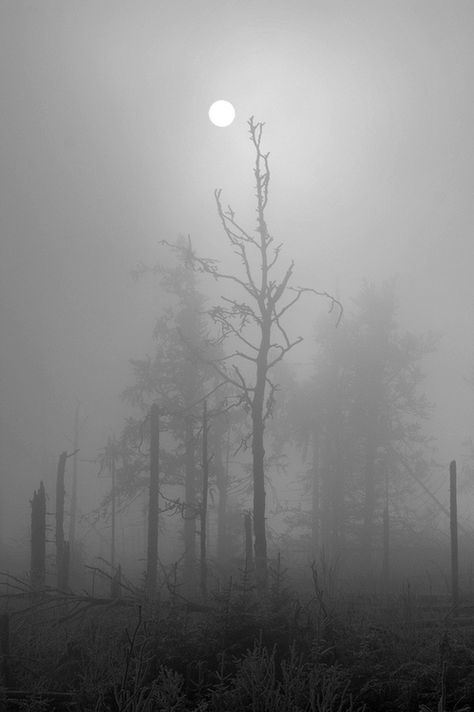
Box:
[1,568,474,711]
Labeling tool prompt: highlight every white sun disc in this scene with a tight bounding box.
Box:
[208,100,235,127]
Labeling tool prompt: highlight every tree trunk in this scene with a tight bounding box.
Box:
[110,447,116,570]
[31,481,46,589]
[362,438,376,567]
[320,441,332,557]
[184,414,196,593]
[332,427,345,561]
[200,401,209,601]
[111,563,122,599]
[0,613,10,688]
[55,451,68,589]
[62,541,70,590]
[215,413,229,567]
[68,402,79,560]
[244,511,254,571]
[322,362,345,562]
[252,401,267,591]
[382,501,390,594]
[146,403,159,599]
[450,459,459,609]
[311,435,320,560]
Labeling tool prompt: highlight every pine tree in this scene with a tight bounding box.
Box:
[285,280,435,570]
[119,242,225,593]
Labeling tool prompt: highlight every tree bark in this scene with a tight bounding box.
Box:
[184,414,196,593]
[450,459,459,610]
[244,511,254,571]
[146,403,159,599]
[200,401,209,601]
[31,481,46,589]
[111,563,122,599]
[320,434,337,558]
[110,445,116,571]
[382,501,390,594]
[252,345,269,590]
[0,613,10,687]
[56,451,68,590]
[68,402,79,560]
[311,436,320,560]
[252,401,267,590]
[362,438,376,567]
[215,419,229,567]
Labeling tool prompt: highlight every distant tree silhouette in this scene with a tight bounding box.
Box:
[289,280,436,569]
[116,244,225,593]
[351,281,435,563]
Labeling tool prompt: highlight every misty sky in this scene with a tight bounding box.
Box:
[1,1,474,532]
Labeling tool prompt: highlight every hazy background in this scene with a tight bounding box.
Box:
[1,1,473,547]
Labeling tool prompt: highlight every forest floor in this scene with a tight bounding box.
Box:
[0,568,473,711]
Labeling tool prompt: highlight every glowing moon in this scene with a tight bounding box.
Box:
[208,100,235,127]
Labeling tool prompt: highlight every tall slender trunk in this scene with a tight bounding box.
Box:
[252,387,267,591]
[362,438,376,566]
[320,438,332,556]
[200,401,209,601]
[146,404,159,598]
[216,422,229,566]
[332,427,345,561]
[68,403,79,559]
[323,364,345,562]
[184,414,196,593]
[111,563,122,599]
[252,148,271,592]
[31,481,46,589]
[0,613,10,687]
[56,451,68,589]
[382,500,390,594]
[110,448,116,570]
[311,435,320,560]
[450,460,459,609]
[244,511,254,571]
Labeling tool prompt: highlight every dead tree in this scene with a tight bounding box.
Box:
[55,451,68,590]
[55,450,77,590]
[214,409,230,567]
[103,436,120,571]
[111,563,122,599]
[0,613,10,687]
[183,413,197,593]
[200,400,209,601]
[382,500,390,594]
[110,445,116,571]
[450,459,459,609]
[182,118,341,590]
[244,511,254,572]
[311,434,320,559]
[68,401,80,559]
[30,481,46,589]
[146,403,160,599]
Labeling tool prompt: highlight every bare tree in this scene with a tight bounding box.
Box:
[200,400,209,601]
[56,450,77,590]
[55,451,68,587]
[68,402,80,559]
[184,117,341,590]
[30,481,46,590]
[146,403,160,598]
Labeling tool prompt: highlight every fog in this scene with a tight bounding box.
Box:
[1,0,473,586]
